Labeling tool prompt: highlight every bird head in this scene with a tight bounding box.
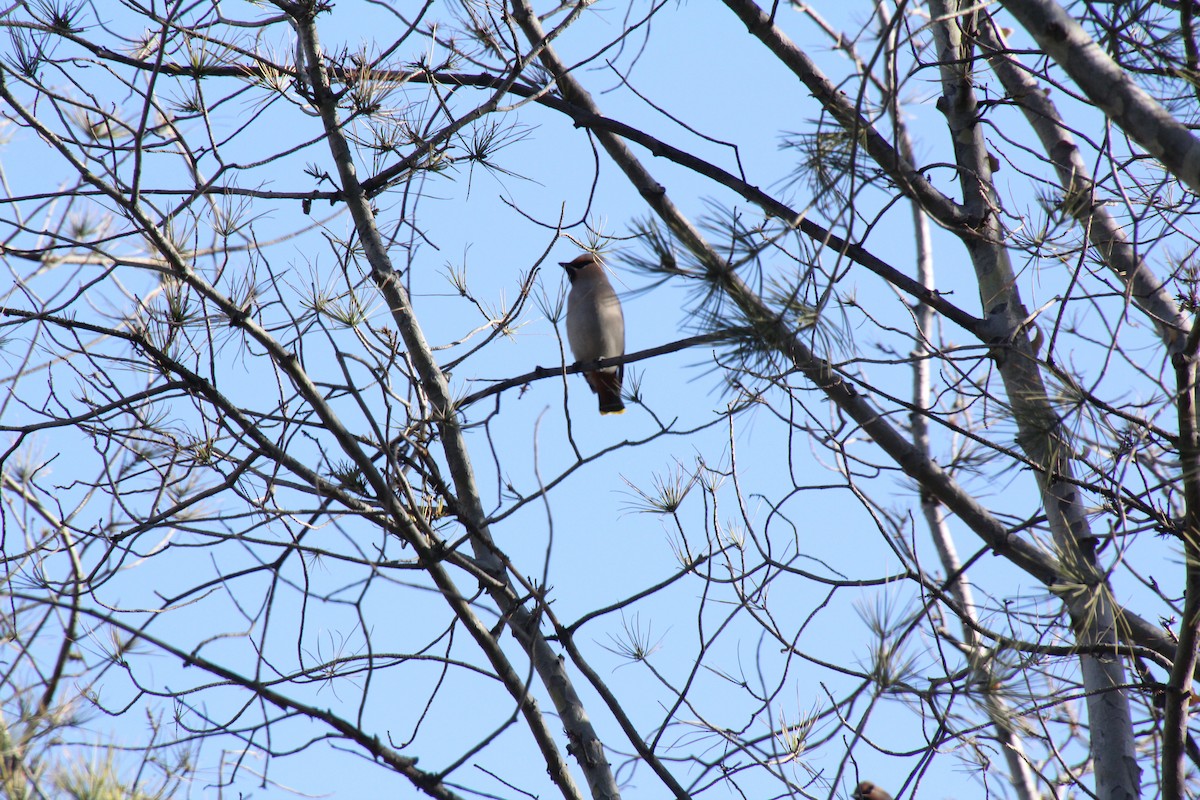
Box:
[559,252,602,284]
[852,781,892,800]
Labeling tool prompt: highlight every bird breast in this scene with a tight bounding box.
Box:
[566,281,624,363]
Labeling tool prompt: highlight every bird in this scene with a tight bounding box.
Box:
[852,781,893,800]
[560,252,626,415]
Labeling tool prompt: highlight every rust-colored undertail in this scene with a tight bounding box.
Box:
[584,368,625,415]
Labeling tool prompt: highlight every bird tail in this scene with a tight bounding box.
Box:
[585,369,626,415]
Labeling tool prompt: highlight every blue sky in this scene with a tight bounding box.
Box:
[0,0,1183,798]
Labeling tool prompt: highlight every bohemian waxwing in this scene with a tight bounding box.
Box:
[852,782,893,800]
[560,252,625,415]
